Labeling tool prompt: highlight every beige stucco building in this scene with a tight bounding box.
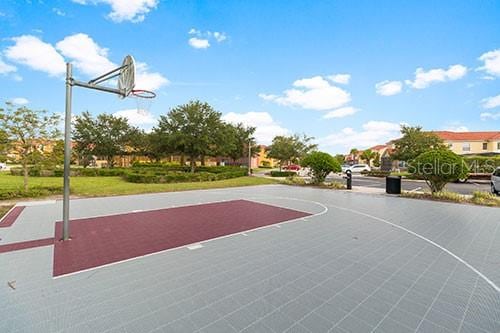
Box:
[433,131,500,155]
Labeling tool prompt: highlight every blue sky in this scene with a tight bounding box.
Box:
[1,0,499,153]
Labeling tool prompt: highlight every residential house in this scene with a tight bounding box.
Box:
[432,131,500,155]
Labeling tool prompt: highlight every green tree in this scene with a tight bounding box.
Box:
[73,111,134,168]
[266,134,317,170]
[391,125,446,162]
[157,101,224,172]
[42,139,65,168]
[360,149,377,166]
[333,154,345,166]
[301,151,341,184]
[139,129,176,162]
[372,152,381,167]
[0,103,60,190]
[222,123,257,162]
[409,149,468,193]
[0,128,9,163]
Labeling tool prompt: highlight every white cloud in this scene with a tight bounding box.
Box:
[327,73,350,85]
[188,29,227,49]
[0,57,17,75]
[52,8,66,16]
[4,35,66,77]
[480,112,500,121]
[405,64,467,89]
[260,75,351,111]
[375,80,403,96]
[72,0,158,23]
[293,76,330,89]
[56,33,115,77]
[134,62,169,91]
[3,33,168,91]
[481,94,500,109]
[323,107,359,119]
[212,32,227,43]
[318,121,402,153]
[9,97,29,105]
[188,37,210,49]
[222,112,289,144]
[478,49,500,77]
[443,122,469,132]
[113,109,156,127]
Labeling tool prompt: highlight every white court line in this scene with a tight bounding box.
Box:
[327,203,500,293]
[0,205,18,225]
[16,200,57,206]
[53,197,326,279]
[186,243,203,250]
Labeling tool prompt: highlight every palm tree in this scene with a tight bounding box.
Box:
[360,149,377,167]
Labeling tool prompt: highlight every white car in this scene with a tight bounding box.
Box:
[341,164,351,173]
[492,167,500,195]
[0,163,7,170]
[346,164,371,173]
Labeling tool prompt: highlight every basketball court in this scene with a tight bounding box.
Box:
[0,184,499,332]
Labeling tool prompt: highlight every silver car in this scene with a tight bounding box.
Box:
[492,167,500,195]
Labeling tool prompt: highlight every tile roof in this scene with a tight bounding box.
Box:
[432,131,500,141]
[369,144,387,151]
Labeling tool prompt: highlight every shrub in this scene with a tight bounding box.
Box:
[0,185,63,200]
[471,191,500,207]
[409,150,468,193]
[270,171,296,177]
[123,169,247,184]
[281,176,307,185]
[361,170,390,177]
[300,151,341,184]
[463,156,500,174]
[324,181,346,189]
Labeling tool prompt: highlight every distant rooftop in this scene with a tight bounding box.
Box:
[432,131,500,141]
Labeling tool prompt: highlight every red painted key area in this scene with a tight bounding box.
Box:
[53,200,310,277]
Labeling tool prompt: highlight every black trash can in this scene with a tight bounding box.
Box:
[386,176,401,194]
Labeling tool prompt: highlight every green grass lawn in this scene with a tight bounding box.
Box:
[0,173,278,200]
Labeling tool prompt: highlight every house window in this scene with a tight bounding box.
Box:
[497,142,500,150]
[462,143,470,152]
[483,142,488,150]
[447,143,453,148]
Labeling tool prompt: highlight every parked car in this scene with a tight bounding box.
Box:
[492,167,500,195]
[0,163,7,170]
[283,164,300,171]
[347,164,371,173]
[341,164,351,173]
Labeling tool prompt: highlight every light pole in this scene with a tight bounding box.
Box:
[248,139,252,176]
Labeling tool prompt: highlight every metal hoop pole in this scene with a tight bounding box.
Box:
[62,63,72,241]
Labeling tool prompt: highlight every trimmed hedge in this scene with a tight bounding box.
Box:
[8,165,248,184]
[0,185,63,200]
[270,171,296,177]
[360,170,390,177]
[12,167,130,177]
[123,169,247,183]
[463,156,500,174]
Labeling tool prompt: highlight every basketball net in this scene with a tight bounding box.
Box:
[129,89,156,114]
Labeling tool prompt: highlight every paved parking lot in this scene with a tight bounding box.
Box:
[0,184,499,332]
[327,174,491,195]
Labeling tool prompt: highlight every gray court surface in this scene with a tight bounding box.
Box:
[0,184,499,333]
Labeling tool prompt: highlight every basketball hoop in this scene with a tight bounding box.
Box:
[62,54,157,241]
[130,89,156,113]
[130,89,156,98]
